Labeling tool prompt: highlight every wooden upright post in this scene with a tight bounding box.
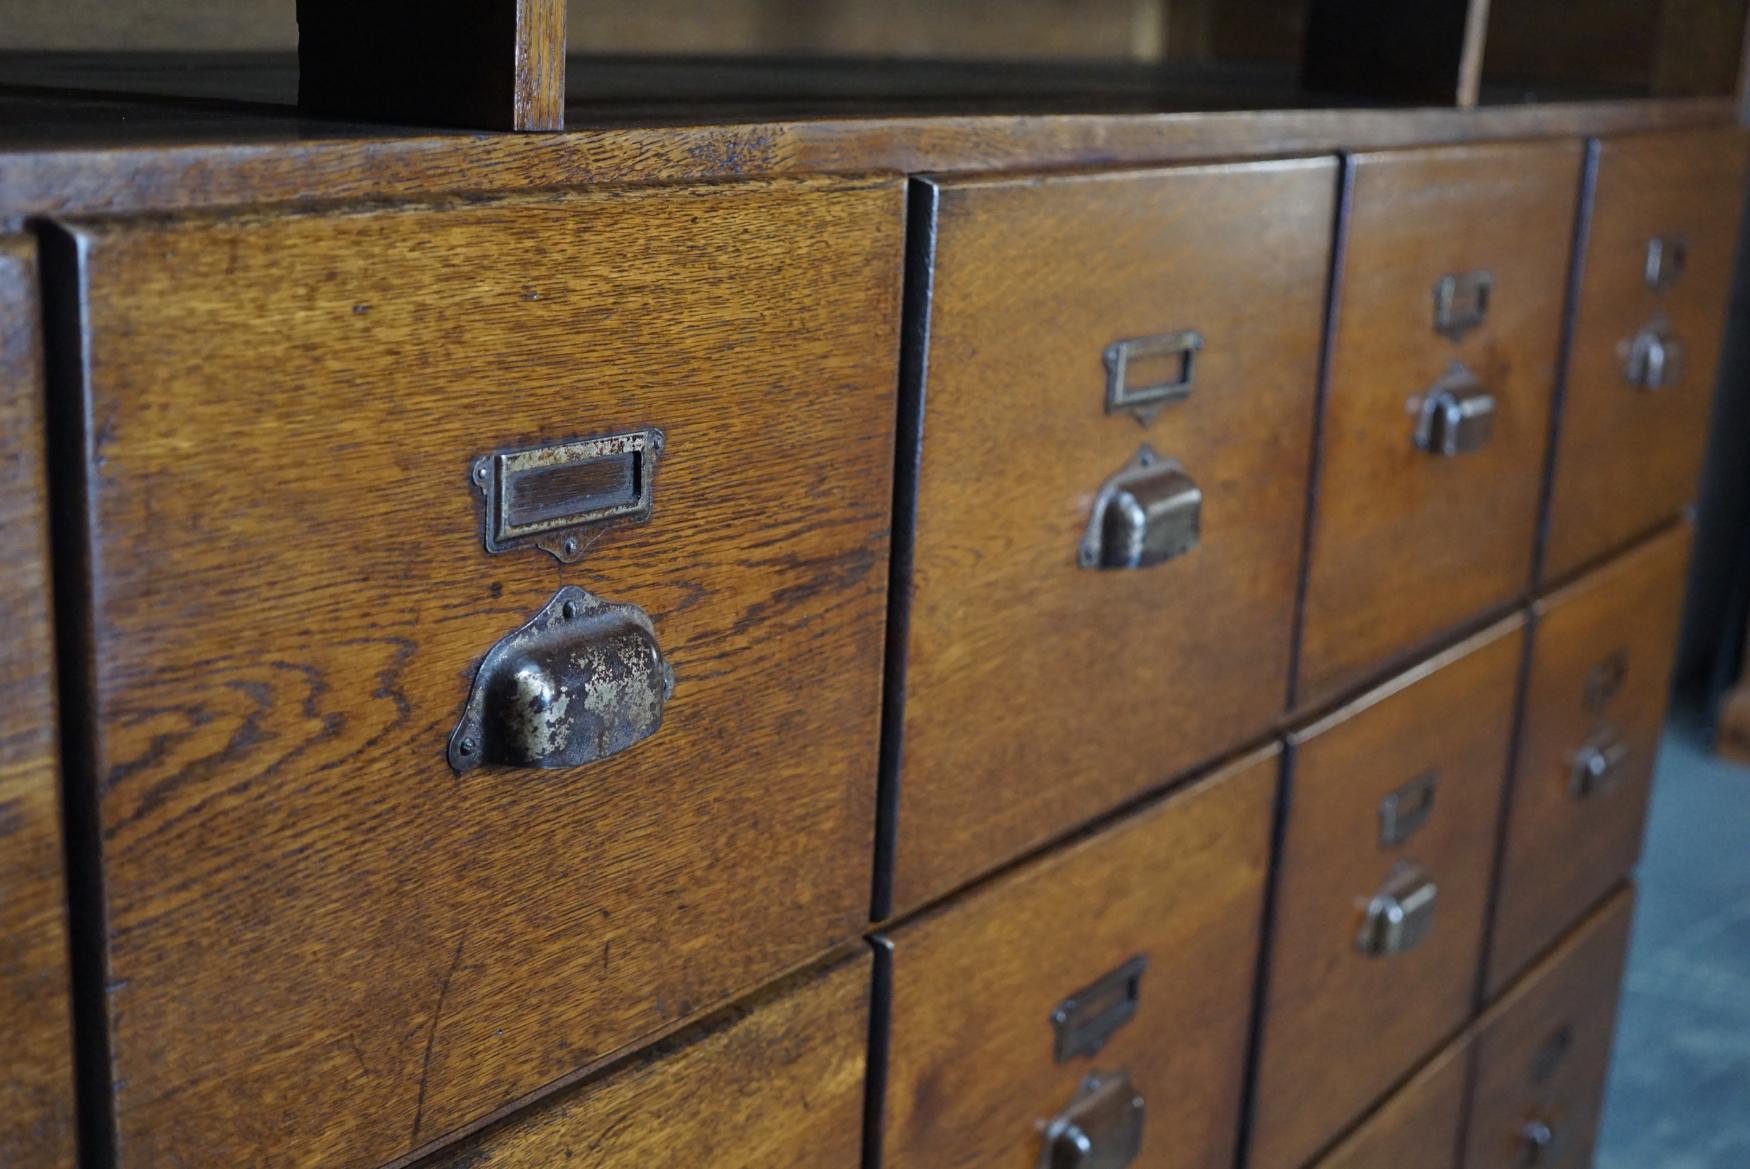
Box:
[298,0,566,131]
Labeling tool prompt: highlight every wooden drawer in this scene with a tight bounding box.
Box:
[0,236,77,1169]
[51,178,902,1169]
[879,745,1278,1169]
[1252,616,1523,1169]
[1465,888,1634,1169]
[1543,129,1748,582]
[1298,142,1580,704]
[891,158,1336,914]
[420,951,871,1169]
[1310,1034,1471,1169]
[1487,522,1689,994]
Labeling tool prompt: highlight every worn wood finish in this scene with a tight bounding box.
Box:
[1465,888,1634,1169]
[0,89,1736,221]
[1312,1034,1472,1169]
[891,159,1334,914]
[881,746,1278,1169]
[1542,129,1749,583]
[297,0,566,130]
[1488,522,1690,994]
[54,178,902,1169]
[1253,617,1524,1169]
[1302,0,1489,106]
[0,236,76,1169]
[421,950,870,1169]
[1297,142,1580,706]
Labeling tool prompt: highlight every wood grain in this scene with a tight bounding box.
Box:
[1253,616,1524,1169]
[0,235,77,1169]
[1302,0,1489,106]
[422,949,870,1169]
[1488,521,1690,994]
[892,158,1335,914]
[1465,887,1634,1169]
[54,177,901,1169]
[1297,141,1581,705]
[1312,1033,1471,1169]
[0,89,1736,221]
[881,745,1279,1169]
[297,0,566,130]
[1542,128,1749,583]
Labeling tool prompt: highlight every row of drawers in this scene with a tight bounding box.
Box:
[409,511,1663,1169]
[0,126,1734,1169]
[415,886,1633,1169]
[892,130,1743,916]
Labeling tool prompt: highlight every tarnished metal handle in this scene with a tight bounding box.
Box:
[1569,729,1630,799]
[1079,445,1202,570]
[1624,325,1685,391]
[1356,862,1438,957]
[1039,1072,1145,1169]
[1414,365,1495,456]
[448,585,674,772]
[1519,1118,1558,1167]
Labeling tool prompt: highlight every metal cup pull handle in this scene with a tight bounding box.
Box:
[1039,1072,1145,1169]
[1356,862,1438,957]
[1625,326,1685,391]
[1569,730,1630,799]
[1414,365,1495,456]
[1519,1118,1559,1167]
[448,585,675,772]
[1079,445,1202,570]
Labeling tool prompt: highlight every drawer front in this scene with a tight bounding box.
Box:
[894,159,1336,913]
[1543,129,1748,582]
[1312,1035,1471,1169]
[881,746,1278,1169]
[0,237,76,1169]
[1299,143,1581,703]
[1253,617,1523,1169]
[423,952,870,1169]
[57,179,902,1169]
[1488,522,1689,994]
[1465,888,1634,1169]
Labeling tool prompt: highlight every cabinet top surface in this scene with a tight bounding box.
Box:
[0,51,1740,220]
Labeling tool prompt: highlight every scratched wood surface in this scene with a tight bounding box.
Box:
[422,949,870,1169]
[1253,616,1524,1169]
[1311,1033,1471,1169]
[1465,887,1634,1169]
[1541,128,1749,583]
[1488,522,1690,994]
[881,745,1278,1169]
[0,236,76,1169]
[1297,141,1581,706]
[893,158,1334,915]
[56,177,901,1169]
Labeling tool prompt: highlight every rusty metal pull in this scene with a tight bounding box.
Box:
[1569,728,1630,799]
[448,585,674,772]
[1039,1071,1145,1169]
[1414,365,1495,456]
[1356,862,1438,957]
[1625,324,1685,391]
[1079,446,1202,570]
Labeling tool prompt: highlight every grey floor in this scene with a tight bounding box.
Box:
[1596,710,1750,1169]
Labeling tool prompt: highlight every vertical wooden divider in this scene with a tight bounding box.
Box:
[298,0,566,131]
